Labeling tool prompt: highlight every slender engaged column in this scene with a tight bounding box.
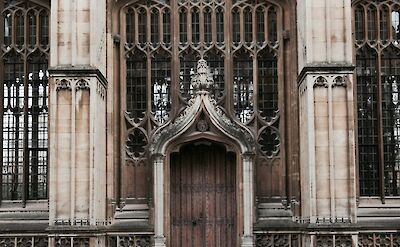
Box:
[242,153,255,247]
[153,154,166,247]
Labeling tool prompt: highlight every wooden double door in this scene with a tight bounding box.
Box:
[170,142,237,247]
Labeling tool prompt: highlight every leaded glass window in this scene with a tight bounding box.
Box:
[354,0,400,197]
[1,0,50,201]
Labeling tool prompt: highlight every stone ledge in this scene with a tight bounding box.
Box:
[298,63,355,84]
[48,65,108,88]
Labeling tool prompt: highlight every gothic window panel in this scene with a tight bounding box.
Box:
[126,51,147,121]
[356,47,379,196]
[354,6,365,42]
[1,0,50,201]
[354,0,400,197]
[233,49,254,123]
[179,49,200,101]
[123,0,172,162]
[204,50,224,101]
[381,47,400,196]
[367,5,377,41]
[151,50,171,124]
[258,49,278,121]
[121,0,283,171]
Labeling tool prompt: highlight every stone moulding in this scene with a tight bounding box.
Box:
[150,59,255,156]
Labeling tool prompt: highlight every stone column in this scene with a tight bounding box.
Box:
[297,0,357,237]
[48,0,107,244]
[153,154,166,247]
[242,153,255,247]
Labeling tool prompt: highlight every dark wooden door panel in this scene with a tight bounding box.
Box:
[170,143,236,247]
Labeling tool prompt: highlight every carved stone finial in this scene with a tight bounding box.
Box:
[190,59,214,94]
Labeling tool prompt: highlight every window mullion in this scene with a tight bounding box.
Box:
[171,0,179,119]
[225,0,233,114]
[22,9,29,205]
[376,48,386,202]
[146,54,151,130]
[0,0,5,204]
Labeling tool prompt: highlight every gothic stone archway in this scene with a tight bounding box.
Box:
[150,60,256,247]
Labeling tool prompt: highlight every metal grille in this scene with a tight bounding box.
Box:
[354,0,400,197]
[1,0,50,201]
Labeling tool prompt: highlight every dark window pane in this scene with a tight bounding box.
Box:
[27,53,48,200]
[381,47,400,196]
[232,8,240,46]
[192,7,200,46]
[39,11,49,49]
[126,9,134,45]
[179,9,187,44]
[216,7,224,45]
[356,47,379,196]
[268,7,277,43]
[244,7,252,45]
[258,49,278,120]
[151,8,159,46]
[355,7,365,41]
[3,55,24,200]
[233,50,253,123]
[204,7,212,46]
[28,11,36,48]
[126,52,147,121]
[163,9,171,45]
[204,51,224,101]
[151,52,171,124]
[179,50,199,100]
[15,11,24,48]
[367,6,377,41]
[256,7,265,45]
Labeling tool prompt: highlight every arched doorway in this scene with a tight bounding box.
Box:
[170,141,237,247]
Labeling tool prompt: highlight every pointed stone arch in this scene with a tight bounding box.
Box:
[150,59,257,247]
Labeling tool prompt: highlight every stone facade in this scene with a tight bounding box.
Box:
[1,0,400,247]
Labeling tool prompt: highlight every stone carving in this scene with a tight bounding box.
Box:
[190,59,214,93]
[0,238,15,246]
[75,79,90,91]
[313,76,328,88]
[55,237,71,247]
[97,81,106,100]
[73,238,90,247]
[316,235,333,247]
[256,234,300,247]
[117,235,151,247]
[34,237,48,247]
[150,59,255,155]
[196,119,209,132]
[335,235,352,247]
[55,79,72,91]
[16,237,33,247]
[332,76,347,88]
[358,233,400,247]
[126,128,147,161]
